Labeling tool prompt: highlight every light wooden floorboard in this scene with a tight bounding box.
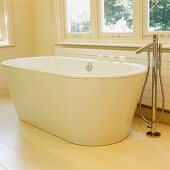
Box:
[0,95,170,170]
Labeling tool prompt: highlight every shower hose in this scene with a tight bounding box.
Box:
[139,49,165,124]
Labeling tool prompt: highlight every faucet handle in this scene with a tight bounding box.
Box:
[108,55,115,62]
[119,56,126,63]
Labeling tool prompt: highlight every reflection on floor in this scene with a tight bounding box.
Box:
[0,95,170,170]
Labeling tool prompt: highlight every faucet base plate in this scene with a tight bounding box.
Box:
[146,131,161,138]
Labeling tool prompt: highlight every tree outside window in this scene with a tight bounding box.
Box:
[149,0,170,31]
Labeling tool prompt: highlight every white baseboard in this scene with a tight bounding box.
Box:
[0,87,9,96]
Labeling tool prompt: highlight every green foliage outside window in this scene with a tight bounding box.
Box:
[69,0,170,33]
[149,0,170,31]
[104,0,133,31]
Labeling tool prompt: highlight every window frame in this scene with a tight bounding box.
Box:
[55,0,170,44]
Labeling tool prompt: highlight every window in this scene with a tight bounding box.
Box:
[55,0,170,43]
[149,0,170,31]
[143,0,170,37]
[0,0,13,46]
[98,0,133,38]
[62,0,94,38]
[0,0,6,42]
[66,0,91,33]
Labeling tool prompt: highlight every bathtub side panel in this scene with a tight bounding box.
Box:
[4,67,145,146]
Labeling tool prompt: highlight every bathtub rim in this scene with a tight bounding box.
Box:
[1,56,147,79]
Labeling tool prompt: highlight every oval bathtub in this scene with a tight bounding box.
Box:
[2,56,147,146]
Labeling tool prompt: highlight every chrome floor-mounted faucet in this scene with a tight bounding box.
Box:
[136,35,165,138]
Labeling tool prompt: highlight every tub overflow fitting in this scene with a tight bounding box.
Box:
[86,62,93,72]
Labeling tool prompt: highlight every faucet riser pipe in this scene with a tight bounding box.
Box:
[136,35,164,138]
[146,35,161,137]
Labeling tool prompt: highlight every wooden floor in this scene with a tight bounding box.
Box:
[0,95,170,170]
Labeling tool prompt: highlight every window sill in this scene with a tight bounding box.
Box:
[0,43,15,48]
[55,42,170,49]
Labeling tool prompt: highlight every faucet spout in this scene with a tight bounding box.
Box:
[136,34,158,54]
[136,42,155,54]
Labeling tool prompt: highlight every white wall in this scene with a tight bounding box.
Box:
[33,0,55,56]
[0,0,34,95]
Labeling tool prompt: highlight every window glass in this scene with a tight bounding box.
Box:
[66,0,91,33]
[149,0,170,31]
[101,0,133,32]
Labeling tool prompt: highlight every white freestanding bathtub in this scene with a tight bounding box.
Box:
[2,56,147,146]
